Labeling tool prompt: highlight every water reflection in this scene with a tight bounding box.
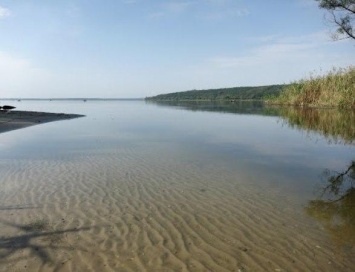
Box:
[149,101,355,247]
[305,161,355,248]
[146,100,279,116]
[149,101,355,144]
[277,107,355,145]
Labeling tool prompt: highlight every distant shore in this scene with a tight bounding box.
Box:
[145,85,285,101]
[146,67,354,108]
[0,110,84,134]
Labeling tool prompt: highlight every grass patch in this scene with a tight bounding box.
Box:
[267,67,355,108]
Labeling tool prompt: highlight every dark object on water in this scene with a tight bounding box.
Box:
[0,105,16,112]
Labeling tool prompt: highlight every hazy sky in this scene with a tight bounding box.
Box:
[0,0,354,98]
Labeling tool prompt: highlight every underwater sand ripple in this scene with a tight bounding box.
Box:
[0,147,354,271]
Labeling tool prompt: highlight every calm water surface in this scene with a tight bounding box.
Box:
[0,100,354,271]
[2,100,353,198]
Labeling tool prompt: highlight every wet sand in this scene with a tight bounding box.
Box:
[0,144,353,272]
[0,111,84,134]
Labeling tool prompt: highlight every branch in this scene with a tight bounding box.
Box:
[336,3,355,15]
[331,10,355,39]
[319,0,355,14]
[320,161,355,198]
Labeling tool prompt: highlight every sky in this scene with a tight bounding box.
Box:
[0,0,354,98]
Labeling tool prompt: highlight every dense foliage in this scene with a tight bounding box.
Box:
[267,67,355,108]
[146,85,285,101]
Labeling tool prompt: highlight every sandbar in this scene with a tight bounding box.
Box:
[0,110,84,134]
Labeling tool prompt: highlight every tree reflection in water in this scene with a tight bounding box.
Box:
[278,107,355,145]
[305,161,355,248]
[150,101,355,247]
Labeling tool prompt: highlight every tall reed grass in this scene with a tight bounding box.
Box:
[267,67,355,108]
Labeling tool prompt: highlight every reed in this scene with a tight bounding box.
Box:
[267,67,355,108]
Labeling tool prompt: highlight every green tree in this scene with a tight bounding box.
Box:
[316,0,355,40]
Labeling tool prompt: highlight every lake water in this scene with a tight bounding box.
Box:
[0,100,354,271]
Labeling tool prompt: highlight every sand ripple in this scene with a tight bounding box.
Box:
[0,146,354,271]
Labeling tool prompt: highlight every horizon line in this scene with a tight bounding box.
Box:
[0,98,145,100]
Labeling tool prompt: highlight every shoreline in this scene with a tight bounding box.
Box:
[0,110,84,134]
[147,99,355,109]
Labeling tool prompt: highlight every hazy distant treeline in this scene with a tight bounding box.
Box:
[145,85,285,101]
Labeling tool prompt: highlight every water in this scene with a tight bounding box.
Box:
[2,100,353,197]
[0,100,354,271]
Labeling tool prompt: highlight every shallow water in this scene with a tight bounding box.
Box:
[0,100,354,271]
